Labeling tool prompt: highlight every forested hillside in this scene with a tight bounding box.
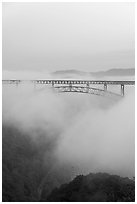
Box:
[46,173,135,202]
[2,125,71,201]
[2,125,135,202]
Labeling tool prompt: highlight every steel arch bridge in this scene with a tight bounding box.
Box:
[53,85,122,99]
[2,79,135,98]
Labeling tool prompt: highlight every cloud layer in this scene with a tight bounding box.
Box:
[2,83,135,178]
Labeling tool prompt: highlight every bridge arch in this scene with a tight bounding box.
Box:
[54,85,123,99]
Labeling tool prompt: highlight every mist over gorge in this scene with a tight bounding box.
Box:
[2,74,135,202]
[3,81,135,178]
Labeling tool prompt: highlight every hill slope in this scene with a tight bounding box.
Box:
[46,173,135,202]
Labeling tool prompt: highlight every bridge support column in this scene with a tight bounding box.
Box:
[121,84,124,96]
[86,83,89,92]
[69,83,72,91]
[104,83,107,91]
[52,81,54,87]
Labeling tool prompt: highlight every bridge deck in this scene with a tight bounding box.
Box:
[2,80,135,85]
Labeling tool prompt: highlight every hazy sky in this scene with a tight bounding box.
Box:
[3,2,135,74]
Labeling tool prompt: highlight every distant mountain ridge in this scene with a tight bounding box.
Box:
[52,69,86,76]
[91,68,135,77]
[52,68,135,78]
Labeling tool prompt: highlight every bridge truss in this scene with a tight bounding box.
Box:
[54,85,122,98]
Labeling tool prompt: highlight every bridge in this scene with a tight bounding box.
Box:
[2,80,135,97]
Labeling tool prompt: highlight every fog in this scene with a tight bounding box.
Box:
[2,82,135,179]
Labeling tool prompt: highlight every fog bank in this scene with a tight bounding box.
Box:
[2,84,135,178]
